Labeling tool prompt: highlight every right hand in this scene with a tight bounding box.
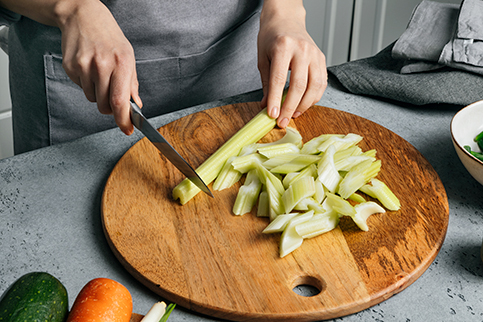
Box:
[58,0,141,135]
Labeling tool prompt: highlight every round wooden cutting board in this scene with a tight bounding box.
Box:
[102,102,449,321]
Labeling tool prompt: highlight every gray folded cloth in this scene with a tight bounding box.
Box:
[327,0,483,106]
[327,42,483,106]
[393,0,483,75]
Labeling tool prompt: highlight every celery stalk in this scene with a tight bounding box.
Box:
[325,192,356,217]
[300,134,343,155]
[232,153,267,174]
[262,213,298,233]
[257,190,269,217]
[262,154,300,170]
[349,193,366,204]
[279,211,314,257]
[295,211,339,239]
[316,145,342,193]
[337,159,381,199]
[258,143,300,158]
[212,156,242,191]
[233,169,262,215]
[351,201,385,231]
[270,154,321,174]
[282,176,316,214]
[293,197,325,213]
[281,163,317,188]
[173,108,276,204]
[360,179,401,211]
[265,177,285,217]
[314,180,326,204]
[257,127,303,149]
[317,133,363,153]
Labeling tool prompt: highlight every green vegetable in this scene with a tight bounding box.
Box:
[359,178,401,211]
[212,156,242,191]
[159,303,176,322]
[0,272,68,322]
[352,202,385,231]
[233,169,262,216]
[294,211,339,239]
[463,130,483,161]
[173,107,276,204]
[464,145,483,161]
[282,176,316,214]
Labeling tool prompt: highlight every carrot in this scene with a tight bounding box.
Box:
[67,277,133,322]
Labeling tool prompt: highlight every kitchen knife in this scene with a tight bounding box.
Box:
[130,101,213,197]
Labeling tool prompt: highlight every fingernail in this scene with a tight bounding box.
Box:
[279,117,289,128]
[269,107,279,119]
[293,111,301,118]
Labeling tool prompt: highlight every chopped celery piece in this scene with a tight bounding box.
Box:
[281,163,317,188]
[361,179,401,211]
[256,163,285,195]
[212,156,242,191]
[262,153,300,170]
[231,153,267,173]
[300,134,343,155]
[279,223,303,258]
[173,108,276,204]
[325,192,356,217]
[352,201,385,231]
[295,211,339,239]
[257,190,269,217]
[335,155,376,172]
[233,169,262,216]
[279,211,314,257]
[294,197,325,213]
[334,145,362,158]
[338,159,381,199]
[270,154,321,174]
[317,133,363,153]
[316,145,342,193]
[282,176,316,213]
[257,127,303,149]
[258,143,300,158]
[349,193,366,204]
[265,176,285,217]
[283,172,300,189]
[238,143,259,157]
[363,149,377,158]
[262,213,298,233]
[314,180,326,204]
[358,184,377,198]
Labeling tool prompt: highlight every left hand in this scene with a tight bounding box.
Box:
[257,0,327,128]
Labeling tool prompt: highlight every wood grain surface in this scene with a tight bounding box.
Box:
[102,102,449,321]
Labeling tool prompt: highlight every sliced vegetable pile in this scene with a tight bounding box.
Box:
[172,111,401,258]
[464,130,483,161]
[0,272,175,322]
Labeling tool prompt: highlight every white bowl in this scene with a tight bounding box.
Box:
[451,100,483,186]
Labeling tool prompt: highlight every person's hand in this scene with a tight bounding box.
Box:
[258,0,327,128]
[58,0,141,135]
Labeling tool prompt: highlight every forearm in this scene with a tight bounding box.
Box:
[261,0,306,28]
[0,0,100,29]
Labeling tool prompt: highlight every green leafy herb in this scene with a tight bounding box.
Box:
[159,303,176,322]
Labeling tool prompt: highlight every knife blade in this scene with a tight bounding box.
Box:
[130,101,213,197]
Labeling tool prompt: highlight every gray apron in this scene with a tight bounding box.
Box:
[2,1,262,154]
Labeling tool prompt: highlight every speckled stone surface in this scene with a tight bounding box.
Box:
[1,79,483,321]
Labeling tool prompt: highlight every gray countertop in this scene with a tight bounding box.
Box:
[1,79,483,321]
